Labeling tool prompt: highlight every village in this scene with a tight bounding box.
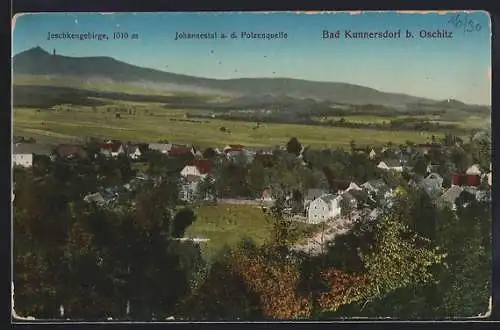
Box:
[12,133,492,251]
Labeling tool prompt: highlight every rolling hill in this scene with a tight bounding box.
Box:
[13,46,440,107]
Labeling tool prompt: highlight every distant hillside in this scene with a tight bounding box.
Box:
[14,46,440,107]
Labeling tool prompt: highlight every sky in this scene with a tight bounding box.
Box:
[12,11,491,105]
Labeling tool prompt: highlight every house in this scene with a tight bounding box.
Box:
[439,186,464,211]
[377,159,404,172]
[307,193,357,224]
[12,143,54,167]
[419,172,444,196]
[345,182,362,193]
[369,149,377,160]
[55,144,88,159]
[178,175,215,202]
[12,147,33,167]
[466,164,482,176]
[307,194,339,224]
[179,160,213,201]
[83,192,107,206]
[451,172,481,187]
[125,144,143,160]
[362,180,391,200]
[304,188,329,209]
[148,143,172,154]
[97,142,125,158]
[180,159,212,179]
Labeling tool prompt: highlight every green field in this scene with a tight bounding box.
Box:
[313,114,489,130]
[184,204,318,262]
[14,100,446,149]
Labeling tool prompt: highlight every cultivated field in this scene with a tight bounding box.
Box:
[13,100,446,149]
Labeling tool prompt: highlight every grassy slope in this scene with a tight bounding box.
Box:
[185,204,318,263]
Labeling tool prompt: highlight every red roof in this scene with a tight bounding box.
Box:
[98,143,123,152]
[169,147,192,156]
[193,159,212,174]
[451,173,480,186]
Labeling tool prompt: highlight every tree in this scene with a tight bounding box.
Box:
[202,147,218,160]
[171,208,197,238]
[286,137,302,157]
[412,153,429,176]
[247,161,266,198]
[195,175,217,202]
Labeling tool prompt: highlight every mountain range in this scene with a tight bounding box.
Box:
[12,46,484,109]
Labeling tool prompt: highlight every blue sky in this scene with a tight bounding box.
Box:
[12,11,491,105]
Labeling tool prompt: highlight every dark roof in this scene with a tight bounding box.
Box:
[332,180,351,191]
[13,143,54,156]
[305,188,329,201]
[56,144,88,158]
[362,180,389,193]
[124,144,142,153]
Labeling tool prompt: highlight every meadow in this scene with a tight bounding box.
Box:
[184,204,319,263]
[13,99,445,149]
[313,114,488,130]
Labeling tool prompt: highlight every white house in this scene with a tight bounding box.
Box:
[126,145,142,160]
[179,177,200,202]
[377,160,404,172]
[308,194,340,224]
[12,143,54,168]
[307,193,357,224]
[362,180,390,196]
[179,175,215,202]
[466,164,482,176]
[12,153,33,168]
[99,143,125,158]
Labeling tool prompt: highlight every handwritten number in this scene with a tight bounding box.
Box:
[448,13,481,34]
